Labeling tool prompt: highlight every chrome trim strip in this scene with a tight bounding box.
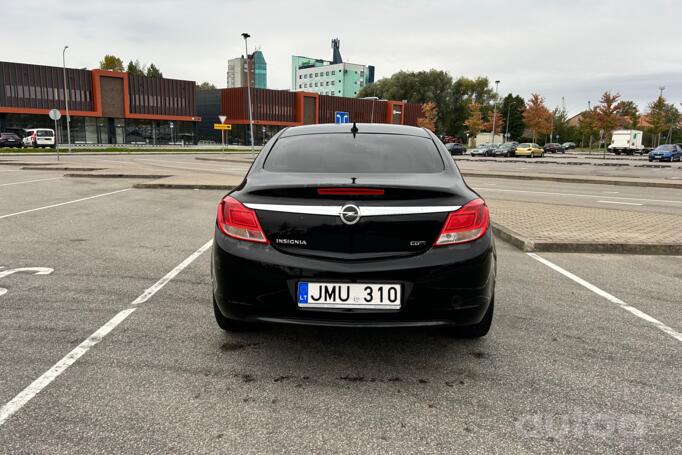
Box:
[244,203,461,216]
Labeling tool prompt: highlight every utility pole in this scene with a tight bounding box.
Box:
[587,100,592,155]
[491,80,500,145]
[505,102,511,141]
[62,46,71,153]
[242,33,255,157]
[658,87,666,146]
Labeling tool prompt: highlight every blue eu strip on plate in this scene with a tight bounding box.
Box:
[297,282,309,304]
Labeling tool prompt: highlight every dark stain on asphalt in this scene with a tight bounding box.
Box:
[469,351,488,359]
[221,341,260,352]
[240,373,255,383]
[418,379,429,384]
[274,375,293,382]
[339,375,365,382]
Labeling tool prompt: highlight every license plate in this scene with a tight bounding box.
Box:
[297,282,401,309]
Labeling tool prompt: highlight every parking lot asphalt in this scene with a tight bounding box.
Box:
[0,174,680,453]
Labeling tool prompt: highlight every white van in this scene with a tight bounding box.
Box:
[608,129,646,155]
[22,128,56,148]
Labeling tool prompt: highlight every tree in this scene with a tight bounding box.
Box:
[358,70,453,132]
[357,71,496,136]
[618,100,640,129]
[644,96,678,146]
[484,111,504,134]
[146,63,163,78]
[593,91,627,142]
[416,102,438,132]
[500,94,526,140]
[578,109,599,149]
[198,81,217,90]
[99,55,124,72]
[522,93,552,142]
[464,102,485,140]
[126,60,146,75]
[663,103,680,143]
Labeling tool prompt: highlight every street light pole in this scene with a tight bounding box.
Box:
[587,100,592,155]
[505,102,511,141]
[242,32,255,157]
[658,86,666,146]
[362,96,380,123]
[62,46,71,153]
[491,80,500,145]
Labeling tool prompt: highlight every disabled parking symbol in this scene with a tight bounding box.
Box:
[0,266,54,297]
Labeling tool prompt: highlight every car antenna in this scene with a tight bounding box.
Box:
[351,122,358,138]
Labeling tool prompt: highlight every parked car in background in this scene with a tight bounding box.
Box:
[470,143,497,157]
[648,144,682,162]
[491,142,517,157]
[515,143,544,158]
[608,129,646,155]
[0,132,23,148]
[543,143,565,154]
[445,142,467,155]
[562,142,576,150]
[22,128,56,148]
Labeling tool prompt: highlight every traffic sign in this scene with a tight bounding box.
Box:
[214,124,232,130]
[49,109,61,121]
[218,115,227,124]
[335,111,350,124]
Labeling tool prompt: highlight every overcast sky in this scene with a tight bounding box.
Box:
[3,0,680,116]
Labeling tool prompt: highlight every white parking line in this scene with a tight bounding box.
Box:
[597,200,643,206]
[0,239,213,427]
[0,177,62,187]
[0,308,136,427]
[476,187,682,205]
[0,189,130,220]
[132,239,213,305]
[528,253,682,344]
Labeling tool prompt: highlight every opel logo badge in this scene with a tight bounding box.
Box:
[340,204,361,225]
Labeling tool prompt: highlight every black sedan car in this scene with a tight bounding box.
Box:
[543,142,565,153]
[491,142,517,157]
[0,132,23,148]
[212,124,496,337]
[445,142,467,155]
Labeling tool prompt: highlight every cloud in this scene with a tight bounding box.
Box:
[2,0,680,115]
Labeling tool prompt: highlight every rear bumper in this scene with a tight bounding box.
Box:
[212,226,496,327]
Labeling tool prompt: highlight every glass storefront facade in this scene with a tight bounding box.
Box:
[1,113,196,145]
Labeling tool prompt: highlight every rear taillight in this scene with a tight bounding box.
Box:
[216,196,268,244]
[434,198,489,246]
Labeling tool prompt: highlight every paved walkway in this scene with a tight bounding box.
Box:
[488,199,682,254]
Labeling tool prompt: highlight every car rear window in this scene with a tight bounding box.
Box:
[37,130,53,137]
[657,145,674,151]
[264,133,445,173]
[518,143,531,148]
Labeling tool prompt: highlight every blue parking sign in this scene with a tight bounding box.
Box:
[335,111,350,124]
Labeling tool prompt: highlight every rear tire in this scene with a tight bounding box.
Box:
[454,300,494,338]
[213,297,256,332]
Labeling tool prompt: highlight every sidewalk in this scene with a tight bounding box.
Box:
[489,200,682,254]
